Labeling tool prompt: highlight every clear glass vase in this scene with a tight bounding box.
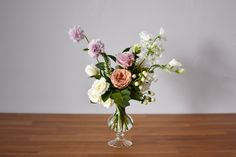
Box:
[107,105,133,148]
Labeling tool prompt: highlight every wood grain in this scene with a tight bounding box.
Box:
[0,114,236,157]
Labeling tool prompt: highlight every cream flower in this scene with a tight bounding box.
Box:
[139,32,152,42]
[88,88,101,103]
[168,59,182,67]
[85,64,99,76]
[101,98,114,108]
[91,77,110,96]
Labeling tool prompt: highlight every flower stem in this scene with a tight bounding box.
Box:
[84,36,90,43]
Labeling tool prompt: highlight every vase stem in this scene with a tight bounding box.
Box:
[116,132,124,140]
[107,106,133,148]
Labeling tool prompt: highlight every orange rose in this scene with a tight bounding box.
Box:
[110,69,132,89]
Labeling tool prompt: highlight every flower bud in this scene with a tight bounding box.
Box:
[132,74,137,79]
[134,82,139,86]
[151,98,156,102]
[142,71,147,75]
[85,64,99,76]
[143,100,148,105]
[151,92,155,96]
[176,68,185,74]
[139,85,143,90]
[131,44,141,54]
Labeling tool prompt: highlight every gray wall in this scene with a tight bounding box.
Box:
[0,0,236,114]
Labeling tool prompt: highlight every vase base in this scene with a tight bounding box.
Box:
[108,138,132,148]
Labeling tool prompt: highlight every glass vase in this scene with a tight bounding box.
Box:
[107,105,133,148]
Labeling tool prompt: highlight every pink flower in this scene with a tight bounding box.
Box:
[68,25,85,43]
[88,39,104,58]
[110,69,132,89]
[116,52,135,69]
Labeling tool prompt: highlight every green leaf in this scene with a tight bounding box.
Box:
[122,47,130,52]
[107,55,116,62]
[91,74,101,79]
[101,91,112,102]
[130,90,142,101]
[111,92,123,106]
[83,48,89,51]
[121,89,131,96]
[121,95,131,107]
[123,95,131,101]
[96,62,105,70]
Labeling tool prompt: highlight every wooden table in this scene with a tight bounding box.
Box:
[0,114,236,157]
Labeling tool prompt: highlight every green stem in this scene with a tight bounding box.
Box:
[150,35,160,45]
[84,36,90,43]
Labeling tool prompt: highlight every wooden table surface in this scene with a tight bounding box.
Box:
[0,114,236,157]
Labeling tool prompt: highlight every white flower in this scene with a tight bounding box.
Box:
[88,88,101,103]
[141,81,151,92]
[139,73,156,92]
[168,59,185,73]
[135,57,150,68]
[101,98,114,108]
[168,59,182,67]
[139,32,152,42]
[159,27,166,40]
[138,31,164,65]
[91,77,110,96]
[88,77,110,103]
[85,64,99,77]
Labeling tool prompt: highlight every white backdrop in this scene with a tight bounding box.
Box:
[0,0,236,114]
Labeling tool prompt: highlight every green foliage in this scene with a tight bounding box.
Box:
[149,64,167,73]
[83,48,89,51]
[107,55,116,62]
[111,89,131,108]
[111,92,123,106]
[122,95,131,107]
[96,62,105,70]
[121,89,131,95]
[122,47,130,52]
[102,53,112,76]
[91,75,101,79]
[101,90,112,102]
[130,87,142,101]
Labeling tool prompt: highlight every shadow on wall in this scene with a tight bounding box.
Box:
[183,40,236,112]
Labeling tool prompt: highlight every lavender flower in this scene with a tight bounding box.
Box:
[116,51,135,69]
[88,39,104,58]
[68,25,85,43]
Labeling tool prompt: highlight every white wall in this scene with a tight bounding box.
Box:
[0,0,236,114]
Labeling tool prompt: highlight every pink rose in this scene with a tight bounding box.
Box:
[116,52,135,69]
[110,69,132,89]
[88,39,104,58]
[68,25,85,43]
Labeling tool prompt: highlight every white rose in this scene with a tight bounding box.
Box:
[88,88,101,103]
[91,77,110,96]
[85,64,99,76]
[168,59,182,67]
[101,98,114,108]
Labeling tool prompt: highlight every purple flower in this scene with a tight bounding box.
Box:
[68,25,85,43]
[116,52,135,69]
[88,39,104,58]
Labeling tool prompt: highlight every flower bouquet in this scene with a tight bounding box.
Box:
[68,25,184,148]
